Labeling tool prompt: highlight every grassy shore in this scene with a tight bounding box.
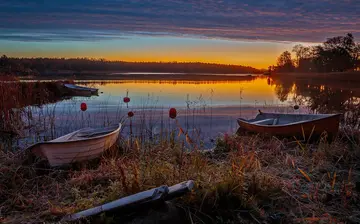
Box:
[1,74,360,223]
[1,129,360,223]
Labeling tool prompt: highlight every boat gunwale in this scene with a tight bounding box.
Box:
[28,123,122,148]
[64,83,98,90]
[237,113,341,128]
[64,84,99,92]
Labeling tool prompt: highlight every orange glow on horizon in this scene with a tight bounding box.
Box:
[102,47,283,69]
[104,55,275,69]
[5,51,277,69]
[3,38,293,69]
[6,52,277,69]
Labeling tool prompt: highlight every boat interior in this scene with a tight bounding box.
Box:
[241,113,334,126]
[64,84,98,91]
[49,125,120,142]
[75,125,119,138]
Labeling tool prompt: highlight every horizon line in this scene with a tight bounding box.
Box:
[2,55,268,70]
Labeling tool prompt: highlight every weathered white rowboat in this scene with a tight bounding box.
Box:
[28,123,121,167]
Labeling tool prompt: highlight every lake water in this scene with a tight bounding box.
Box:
[74,78,289,108]
[16,75,360,149]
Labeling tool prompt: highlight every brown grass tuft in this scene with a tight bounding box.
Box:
[1,130,360,223]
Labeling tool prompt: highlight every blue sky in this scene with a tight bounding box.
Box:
[0,0,358,68]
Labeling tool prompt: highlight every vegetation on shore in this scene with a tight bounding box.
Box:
[1,77,358,223]
[1,127,360,223]
[0,71,360,223]
[0,75,78,139]
[0,55,261,77]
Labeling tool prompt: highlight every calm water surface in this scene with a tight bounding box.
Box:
[21,75,360,148]
[75,78,290,108]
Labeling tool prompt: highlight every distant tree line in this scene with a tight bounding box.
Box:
[0,55,261,76]
[271,33,360,73]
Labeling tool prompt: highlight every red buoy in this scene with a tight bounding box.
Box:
[169,108,177,119]
[123,97,130,103]
[80,102,87,111]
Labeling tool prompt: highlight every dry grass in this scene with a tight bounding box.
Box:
[0,76,65,142]
[1,130,360,224]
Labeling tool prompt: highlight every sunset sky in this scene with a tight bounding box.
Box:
[0,0,359,69]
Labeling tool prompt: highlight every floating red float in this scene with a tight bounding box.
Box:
[123,97,130,103]
[169,108,177,119]
[80,102,87,111]
[128,111,134,117]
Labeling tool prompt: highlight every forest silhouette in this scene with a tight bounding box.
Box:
[0,56,261,76]
[272,33,360,73]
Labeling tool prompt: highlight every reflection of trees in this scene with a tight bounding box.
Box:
[274,85,292,102]
[271,78,294,102]
[296,84,360,126]
[76,77,257,86]
[298,86,352,113]
[270,76,360,126]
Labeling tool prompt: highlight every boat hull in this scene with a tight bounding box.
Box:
[237,113,341,140]
[30,124,121,167]
[68,89,94,96]
[63,84,99,96]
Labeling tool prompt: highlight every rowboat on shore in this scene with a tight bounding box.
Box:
[64,83,99,96]
[237,111,341,140]
[28,123,122,167]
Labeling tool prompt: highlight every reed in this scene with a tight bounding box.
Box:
[1,79,360,223]
[1,129,359,223]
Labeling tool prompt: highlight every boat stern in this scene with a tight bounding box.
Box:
[27,143,46,158]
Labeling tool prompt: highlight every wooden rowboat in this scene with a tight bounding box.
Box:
[237,111,341,140]
[28,123,121,167]
[64,83,99,96]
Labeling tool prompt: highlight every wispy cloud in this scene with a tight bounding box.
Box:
[0,0,359,42]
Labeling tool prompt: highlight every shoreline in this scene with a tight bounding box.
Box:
[16,70,360,82]
[2,129,359,223]
[19,73,261,81]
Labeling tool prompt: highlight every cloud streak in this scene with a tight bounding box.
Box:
[0,0,359,42]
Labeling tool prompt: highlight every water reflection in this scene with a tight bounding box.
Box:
[269,76,360,127]
[76,79,258,85]
[75,77,288,109]
[7,76,360,150]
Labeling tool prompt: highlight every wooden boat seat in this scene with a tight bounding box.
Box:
[76,130,114,138]
[251,118,275,125]
[272,118,278,125]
